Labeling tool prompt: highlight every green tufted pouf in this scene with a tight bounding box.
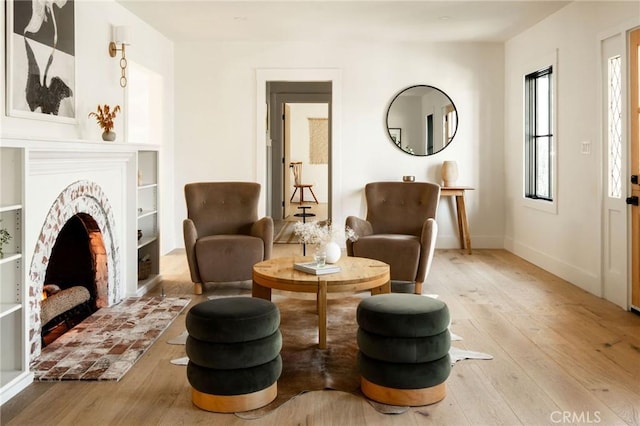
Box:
[358,352,451,389]
[357,293,450,337]
[187,356,283,396]
[357,328,450,364]
[185,297,282,412]
[186,296,280,342]
[356,293,451,406]
[186,331,282,370]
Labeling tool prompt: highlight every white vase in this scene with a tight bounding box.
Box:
[325,241,342,264]
[441,161,459,187]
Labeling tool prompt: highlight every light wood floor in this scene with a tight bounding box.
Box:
[3,246,640,425]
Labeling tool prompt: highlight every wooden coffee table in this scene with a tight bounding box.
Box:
[252,256,390,349]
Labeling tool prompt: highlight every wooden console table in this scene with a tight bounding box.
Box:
[440,186,474,254]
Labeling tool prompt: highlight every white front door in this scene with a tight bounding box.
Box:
[601,32,629,308]
[630,28,640,311]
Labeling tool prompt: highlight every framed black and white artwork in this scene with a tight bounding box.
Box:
[6,0,76,122]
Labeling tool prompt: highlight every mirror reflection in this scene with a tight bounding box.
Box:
[386,85,458,156]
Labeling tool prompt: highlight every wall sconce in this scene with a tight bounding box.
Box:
[109,25,130,88]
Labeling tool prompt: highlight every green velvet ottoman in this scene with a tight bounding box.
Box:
[356,293,451,406]
[185,297,282,412]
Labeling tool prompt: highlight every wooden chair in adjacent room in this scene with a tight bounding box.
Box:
[289,161,319,204]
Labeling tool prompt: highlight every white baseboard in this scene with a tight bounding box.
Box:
[0,372,33,406]
[131,275,162,297]
[504,237,601,297]
[436,235,504,249]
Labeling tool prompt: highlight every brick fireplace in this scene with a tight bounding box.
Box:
[29,180,120,357]
[26,148,136,361]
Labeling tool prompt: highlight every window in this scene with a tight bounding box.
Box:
[608,55,622,199]
[524,66,553,201]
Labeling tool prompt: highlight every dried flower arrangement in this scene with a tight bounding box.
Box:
[293,221,357,246]
[88,104,121,133]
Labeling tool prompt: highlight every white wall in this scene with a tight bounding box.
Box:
[174,41,506,250]
[504,2,639,305]
[0,0,176,251]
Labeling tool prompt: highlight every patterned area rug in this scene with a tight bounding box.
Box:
[31,296,190,381]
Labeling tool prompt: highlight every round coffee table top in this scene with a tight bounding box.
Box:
[253,256,390,293]
[252,256,390,349]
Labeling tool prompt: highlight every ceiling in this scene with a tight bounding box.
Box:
[116,1,571,43]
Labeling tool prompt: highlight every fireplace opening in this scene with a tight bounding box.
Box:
[41,213,107,346]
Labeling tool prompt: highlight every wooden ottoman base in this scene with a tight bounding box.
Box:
[191,382,277,413]
[361,377,446,407]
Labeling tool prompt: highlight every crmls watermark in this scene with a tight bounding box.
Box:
[550,411,601,424]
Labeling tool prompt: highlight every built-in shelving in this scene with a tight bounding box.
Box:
[0,147,31,405]
[0,303,21,319]
[136,150,160,292]
[0,204,22,213]
[0,253,22,265]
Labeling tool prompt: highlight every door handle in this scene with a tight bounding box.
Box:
[626,196,639,206]
[632,175,639,184]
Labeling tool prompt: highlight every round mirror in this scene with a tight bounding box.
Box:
[386,85,458,156]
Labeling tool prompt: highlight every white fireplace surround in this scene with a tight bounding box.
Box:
[15,142,142,360]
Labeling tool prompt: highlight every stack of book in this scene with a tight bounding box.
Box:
[293,262,341,275]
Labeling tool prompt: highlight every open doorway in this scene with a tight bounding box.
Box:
[266,82,332,244]
[283,102,329,218]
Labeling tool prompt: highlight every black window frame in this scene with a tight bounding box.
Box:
[524,66,553,201]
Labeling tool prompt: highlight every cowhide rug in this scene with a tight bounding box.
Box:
[169,294,492,418]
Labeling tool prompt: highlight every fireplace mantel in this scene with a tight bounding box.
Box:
[29,150,135,175]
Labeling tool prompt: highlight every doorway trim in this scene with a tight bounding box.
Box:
[256,69,343,223]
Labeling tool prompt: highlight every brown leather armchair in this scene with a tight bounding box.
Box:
[183,182,273,295]
[346,182,440,294]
